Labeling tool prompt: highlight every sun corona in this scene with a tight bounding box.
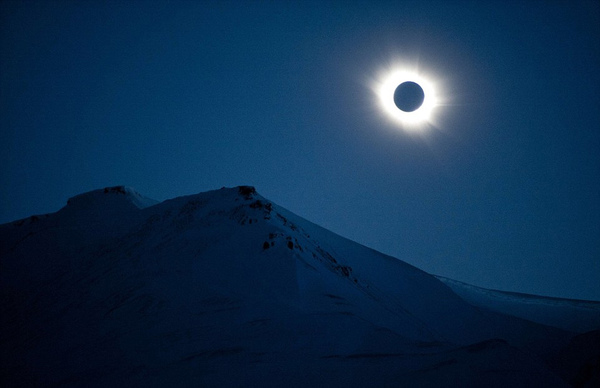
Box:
[374,67,439,130]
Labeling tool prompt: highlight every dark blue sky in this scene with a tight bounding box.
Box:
[2,1,599,300]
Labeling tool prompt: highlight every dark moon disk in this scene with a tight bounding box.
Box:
[393,81,425,112]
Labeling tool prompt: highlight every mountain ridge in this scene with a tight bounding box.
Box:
[436,275,600,333]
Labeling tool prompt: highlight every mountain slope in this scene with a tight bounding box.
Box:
[0,186,593,387]
[436,276,600,334]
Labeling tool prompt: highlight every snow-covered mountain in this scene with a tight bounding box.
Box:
[1,186,598,387]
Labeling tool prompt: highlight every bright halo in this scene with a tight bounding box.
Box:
[374,67,439,130]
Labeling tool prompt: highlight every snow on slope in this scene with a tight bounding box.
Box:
[0,185,592,387]
[436,276,600,334]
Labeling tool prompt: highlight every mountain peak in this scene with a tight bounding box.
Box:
[65,185,158,212]
[237,185,257,198]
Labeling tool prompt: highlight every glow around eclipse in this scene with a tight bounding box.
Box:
[374,66,440,131]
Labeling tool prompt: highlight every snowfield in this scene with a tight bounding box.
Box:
[1,186,598,387]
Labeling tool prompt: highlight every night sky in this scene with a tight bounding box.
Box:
[1,1,599,300]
